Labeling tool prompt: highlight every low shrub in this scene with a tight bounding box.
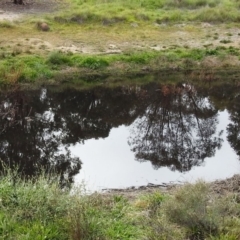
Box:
[47,51,73,65]
[80,57,109,69]
[162,181,240,239]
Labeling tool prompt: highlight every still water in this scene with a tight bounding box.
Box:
[71,110,239,191]
[0,81,240,191]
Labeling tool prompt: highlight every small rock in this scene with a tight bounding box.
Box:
[37,22,50,32]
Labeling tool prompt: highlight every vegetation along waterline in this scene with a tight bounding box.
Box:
[2,0,240,84]
[1,168,240,240]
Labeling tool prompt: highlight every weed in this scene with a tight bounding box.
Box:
[0,168,70,239]
[0,21,14,28]
[209,233,238,240]
[147,217,185,240]
[69,192,140,240]
[227,46,239,56]
[120,51,158,64]
[183,58,195,69]
[69,196,105,240]
[220,39,232,44]
[80,57,109,69]
[0,63,22,84]
[162,181,240,239]
[11,47,22,56]
[47,51,73,66]
[163,182,217,236]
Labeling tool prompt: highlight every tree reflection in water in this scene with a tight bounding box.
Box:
[0,85,145,185]
[227,89,240,158]
[0,88,82,187]
[204,83,240,160]
[128,83,223,172]
[0,82,227,185]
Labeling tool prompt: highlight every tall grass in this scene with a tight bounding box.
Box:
[0,168,70,239]
[0,168,140,239]
[1,168,240,239]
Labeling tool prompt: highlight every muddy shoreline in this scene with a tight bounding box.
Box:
[102,174,240,199]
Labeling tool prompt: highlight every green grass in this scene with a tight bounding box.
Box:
[0,21,14,28]
[2,0,240,86]
[0,168,140,240]
[0,169,70,239]
[1,168,240,239]
[71,55,110,69]
[1,46,240,84]
[53,0,240,24]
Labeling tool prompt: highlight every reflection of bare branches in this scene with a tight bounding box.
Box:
[0,89,32,134]
[227,94,240,158]
[0,88,83,186]
[0,101,18,133]
[129,83,223,172]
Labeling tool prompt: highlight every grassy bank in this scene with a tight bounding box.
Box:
[1,46,240,85]
[1,169,240,239]
[1,0,240,84]
[60,0,240,24]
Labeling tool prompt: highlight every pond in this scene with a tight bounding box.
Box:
[0,80,240,191]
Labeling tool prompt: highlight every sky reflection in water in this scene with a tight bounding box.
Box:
[72,110,240,192]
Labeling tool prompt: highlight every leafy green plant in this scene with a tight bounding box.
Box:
[220,39,232,44]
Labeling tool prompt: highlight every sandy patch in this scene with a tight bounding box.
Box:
[0,10,23,21]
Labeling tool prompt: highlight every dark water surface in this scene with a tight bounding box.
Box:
[0,81,240,191]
